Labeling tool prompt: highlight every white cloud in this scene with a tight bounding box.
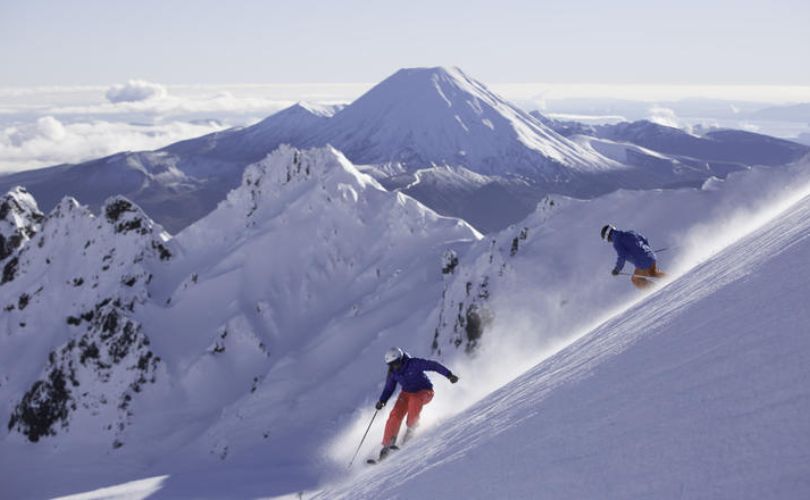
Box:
[6,116,67,146]
[648,106,680,128]
[105,79,169,103]
[0,116,227,173]
[0,83,365,174]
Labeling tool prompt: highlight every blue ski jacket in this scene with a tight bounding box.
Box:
[379,355,453,404]
[612,229,656,272]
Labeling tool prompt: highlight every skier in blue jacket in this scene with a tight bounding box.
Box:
[601,224,666,289]
[374,347,458,460]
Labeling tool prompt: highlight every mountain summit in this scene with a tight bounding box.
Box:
[1,67,805,235]
[312,66,605,176]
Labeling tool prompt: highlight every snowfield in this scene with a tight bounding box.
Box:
[1,141,809,497]
[322,172,810,499]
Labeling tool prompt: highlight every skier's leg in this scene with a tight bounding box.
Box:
[631,267,653,289]
[382,392,409,446]
[650,262,666,278]
[405,389,434,430]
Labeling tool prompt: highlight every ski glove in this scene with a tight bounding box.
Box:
[375,401,385,410]
[448,374,459,384]
[611,268,620,276]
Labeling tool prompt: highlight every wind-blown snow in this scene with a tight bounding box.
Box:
[320,173,810,499]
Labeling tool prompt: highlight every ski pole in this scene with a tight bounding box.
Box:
[348,410,378,468]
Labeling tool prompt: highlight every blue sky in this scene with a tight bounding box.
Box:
[1,0,808,85]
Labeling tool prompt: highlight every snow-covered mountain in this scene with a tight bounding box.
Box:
[0,145,480,498]
[25,154,810,500]
[307,67,605,176]
[5,142,808,498]
[322,171,810,500]
[0,186,43,262]
[598,120,809,166]
[4,67,805,235]
[0,193,174,444]
[0,103,341,234]
[536,112,810,171]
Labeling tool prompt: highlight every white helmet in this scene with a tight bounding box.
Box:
[384,347,404,364]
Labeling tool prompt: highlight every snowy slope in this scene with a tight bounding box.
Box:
[321,174,810,499]
[0,146,480,499]
[0,194,174,450]
[535,112,810,171]
[309,67,606,176]
[0,186,43,261]
[426,158,810,365]
[31,155,810,500]
[601,120,809,166]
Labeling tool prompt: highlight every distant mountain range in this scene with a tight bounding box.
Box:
[1,67,807,233]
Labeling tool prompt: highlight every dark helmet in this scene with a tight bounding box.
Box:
[601,224,615,241]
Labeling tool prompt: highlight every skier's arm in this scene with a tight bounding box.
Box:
[613,254,626,274]
[612,238,626,274]
[412,358,454,379]
[378,372,397,405]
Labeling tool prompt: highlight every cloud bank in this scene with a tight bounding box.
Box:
[0,80,364,173]
[0,116,226,173]
[105,80,169,103]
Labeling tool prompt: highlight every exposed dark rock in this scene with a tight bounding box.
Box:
[152,241,172,261]
[105,198,149,235]
[104,199,135,223]
[2,256,19,284]
[11,300,160,443]
[8,369,72,442]
[442,250,459,275]
[79,343,100,364]
[510,227,529,257]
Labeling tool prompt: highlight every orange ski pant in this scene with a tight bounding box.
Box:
[382,389,434,446]
[632,263,666,289]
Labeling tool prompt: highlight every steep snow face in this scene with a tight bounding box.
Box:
[20,154,810,499]
[0,186,43,261]
[135,146,480,474]
[0,195,173,446]
[321,176,810,500]
[0,145,480,499]
[428,159,810,365]
[311,67,607,177]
